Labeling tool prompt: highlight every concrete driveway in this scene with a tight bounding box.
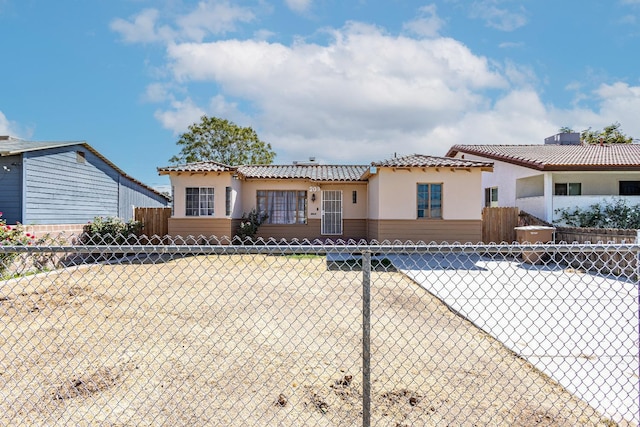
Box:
[389,253,639,426]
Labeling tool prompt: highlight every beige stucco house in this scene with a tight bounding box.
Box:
[157,154,493,243]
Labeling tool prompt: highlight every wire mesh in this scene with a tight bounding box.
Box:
[0,234,638,426]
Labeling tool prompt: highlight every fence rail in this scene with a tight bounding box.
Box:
[1,236,638,426]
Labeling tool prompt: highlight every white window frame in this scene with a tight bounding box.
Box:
[185,187,215,217]
[485,187,498,207]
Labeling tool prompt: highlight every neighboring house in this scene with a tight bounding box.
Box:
[446,132,640,224]
[0,136,170,228]
[157,154,493,243]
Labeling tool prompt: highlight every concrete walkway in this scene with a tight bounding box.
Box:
[388,253,639,426]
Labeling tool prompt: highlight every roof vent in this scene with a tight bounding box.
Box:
[544,132,581,145]
[292,157,318,166]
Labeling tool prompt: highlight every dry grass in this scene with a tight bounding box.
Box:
[0,254,621,426]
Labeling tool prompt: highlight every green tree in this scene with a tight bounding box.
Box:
[169,115,276,165]
[558,126,574,133]
[580,122,634,145]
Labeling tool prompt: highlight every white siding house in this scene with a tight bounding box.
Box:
[446,133,640,224]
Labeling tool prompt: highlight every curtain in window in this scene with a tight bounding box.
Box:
[260,190,305,224]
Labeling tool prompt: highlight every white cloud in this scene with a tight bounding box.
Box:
[143,82,176,103]
[426,89,555,147]
[157,21,514,160]
[116,2,640,165]
[154,98,206,134]
[175,1,255,42]
[253,29,277,41]
[592,82,640,138]
[402,4,445,38]
[0,111,12,135]
[110,1,255,44]
[469,1,528,31]
[0,111,21,137]
[110,9,175,44]
[501,60,537,87]
[285,0,312,13]
[153,94,253,135]
[541,82,640,139]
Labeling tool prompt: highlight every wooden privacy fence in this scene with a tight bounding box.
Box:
[134,207,171,238]
[482,207,520,243]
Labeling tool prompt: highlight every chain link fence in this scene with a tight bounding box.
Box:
[1,235,638,426]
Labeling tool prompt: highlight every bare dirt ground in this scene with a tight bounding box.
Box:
[0,254,621,426]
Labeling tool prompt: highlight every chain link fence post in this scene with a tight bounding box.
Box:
[362,250,371,427]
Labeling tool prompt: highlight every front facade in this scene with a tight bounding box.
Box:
[158,155,493,243]
[0,136,170,225]
[446,134,640,223]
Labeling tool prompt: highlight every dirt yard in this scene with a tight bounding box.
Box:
[0,254,620,426]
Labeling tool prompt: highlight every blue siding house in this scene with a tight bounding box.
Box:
[0,136,170,225]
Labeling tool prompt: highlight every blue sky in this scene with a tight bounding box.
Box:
[1,0,640,190]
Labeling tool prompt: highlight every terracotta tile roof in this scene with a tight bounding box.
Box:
[157,161,236,174]
[372,154,493,169]
[446,144,640,171]
[237,164,369,181]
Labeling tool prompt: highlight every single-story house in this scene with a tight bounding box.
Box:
[445,132,640,223]
[157,154,493,243]
[0,136,170,232]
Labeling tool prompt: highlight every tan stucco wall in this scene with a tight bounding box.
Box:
[368,167,484,220]
[169,172,235,219]
[166,167,484,242]
[240,180,368,221]
[240,179,307,218]
[312,183,368,219]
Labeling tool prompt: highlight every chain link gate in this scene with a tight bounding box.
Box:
[1,237,638,426]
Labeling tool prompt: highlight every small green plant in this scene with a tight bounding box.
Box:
[555,198,640,229]
[0,212,36,276]
[235,209,268,242]
[82,216,143,244]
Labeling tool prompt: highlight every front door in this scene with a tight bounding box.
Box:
[321,190,342,235]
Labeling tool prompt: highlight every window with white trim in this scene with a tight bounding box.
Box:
[484,187,498,207]
[417,183,442,219]
[185,187,214,216]
[257,190,307,224]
